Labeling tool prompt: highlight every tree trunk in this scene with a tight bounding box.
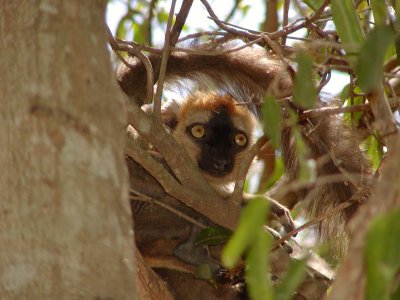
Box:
[0,1,138,298]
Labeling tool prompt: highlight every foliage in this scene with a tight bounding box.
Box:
[195,226,232,247]
[365,210,400,300]
[262,95,282,148]
[293,51,317,109]
[222,198,270,269]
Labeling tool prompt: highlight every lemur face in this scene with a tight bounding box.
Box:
[162,92,256,185]
[186,105,249,177]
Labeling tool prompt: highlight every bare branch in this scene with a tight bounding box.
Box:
[177,30,227,43]
[153,0,177,118]
[264,0,278,33]
[238,97,400,120]
[200,0,260,40]
[170,0,194,45]
[272,200,355,249]
[130,189,207,229]
[225,0,242,23]
[125,123,240,230]
[282,0,290,45]
[200,0,330,42]
[230,136,269,204]
[107,26,154,104]
[145,0,157,45]
[115,38,162,54]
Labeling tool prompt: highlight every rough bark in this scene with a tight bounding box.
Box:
[135,249,174,300]
[0,1,138,298]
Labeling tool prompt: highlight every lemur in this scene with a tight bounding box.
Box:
[117,42,372,254]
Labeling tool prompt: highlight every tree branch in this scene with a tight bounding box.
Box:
[153,0,177,118]
[125,124,240,230]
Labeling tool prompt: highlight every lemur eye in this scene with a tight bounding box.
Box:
[234,133,247,146]
[190,125,206,138]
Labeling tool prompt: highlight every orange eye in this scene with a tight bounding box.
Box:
[190,125,205,138]
[234,133,247,146]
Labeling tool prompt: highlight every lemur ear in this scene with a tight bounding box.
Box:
[161,99,180,129]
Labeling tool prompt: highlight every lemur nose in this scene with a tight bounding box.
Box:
[213,159,232,172]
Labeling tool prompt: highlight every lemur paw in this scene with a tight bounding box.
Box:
[268,198,296,234]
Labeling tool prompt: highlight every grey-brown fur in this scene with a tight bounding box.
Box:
[117,43,372,254]
[117,44,292,109]
[281,113,372,255]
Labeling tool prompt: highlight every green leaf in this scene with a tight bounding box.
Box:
[395,36,400,66]
[394,0,400,14]
[116,18,128,40]
[339,84,350,103]
[245,229,273,300]
[331,0,364,64]
[365,210,400,300]
[262,96,282,148]
[157,10,169,24]
[133,22,146,43]
[356,26,395,92]
[293,52,317,109]
[303,0,324,11]
[195,226,232,247]
[195,263,213,280]
[298,157,317,183]
[391,283,400,300]
[371,0,388,25]
[222,198,269,268]
[363,135,382,170]
[291,127,313,182]
[240,4,250,15]
[276,259,307,300]
[258,157,284,192]
[343,91,364,124]
[385,44,397,61]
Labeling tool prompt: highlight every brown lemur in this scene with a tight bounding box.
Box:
[117,42,372,255]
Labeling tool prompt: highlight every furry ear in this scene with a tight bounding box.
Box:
[161,99,180,129]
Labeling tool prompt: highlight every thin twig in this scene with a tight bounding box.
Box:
[236,97,400,119]
[145,0,157,45]
[282,0,291,45]
[115,38,162,54]
[299,97,400,120]
[271,200,355,249]
[267,0,329,40]
[200,0,329,42]
[173,38,263,56]
[130,189,207,229]
[264,0,278,33]
[268,172,376,205]
[225,0,242,22]
[153,0,177,118]
[117,32,259,56]
[200,0,260,40]
[107,26,154,104]
[261,34,293,84]
[230,136,268,205]
[169,0,194,45]
[178,30,227,43]
[210,18,266,35]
